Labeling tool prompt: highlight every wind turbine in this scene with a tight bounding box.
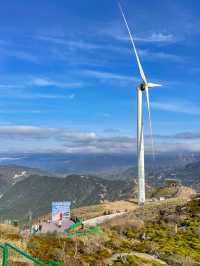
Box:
[118,3,161,205]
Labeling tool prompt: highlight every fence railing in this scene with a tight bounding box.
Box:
[0,243,62,266]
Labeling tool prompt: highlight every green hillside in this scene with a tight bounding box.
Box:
[25,195,200,265]
[0,174,135,219]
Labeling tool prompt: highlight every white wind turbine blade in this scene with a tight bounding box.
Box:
[119,2,156,159]
[118,2,147,84]
[146,82,161,157]
[145,86,155,159]
[148,82,162,88]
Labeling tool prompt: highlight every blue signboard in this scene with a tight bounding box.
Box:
[52,201,71,222]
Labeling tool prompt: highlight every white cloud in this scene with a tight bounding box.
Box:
[99,26,183,63]
[117,32,177,44]
[101,25,178,44]
[11,51,39,63]
[0,125,135,153]
[31,78,53,87]
[174,132,200,139]
[152,100,200,115]
[61,131,97,141]
[139,49,184,63]
[0,109,46,114]
[0,126,61,138]
[135,33,177,43]
[0,75,82,90]
[0,76,81,100]
[2,125,200,153]
[97,29,183,63]
[0,90,69,100]
[37,35,102,50]
[0,47,40,63]
[30,78,81,89]
[17,93,68,99]
[83,70,137,82]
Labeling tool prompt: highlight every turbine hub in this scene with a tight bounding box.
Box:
[139,83,146,91]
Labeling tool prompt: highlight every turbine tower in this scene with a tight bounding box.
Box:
[118,3,161,205]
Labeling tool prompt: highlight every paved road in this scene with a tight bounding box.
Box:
[35,211,126,234]
[83,212,126,226]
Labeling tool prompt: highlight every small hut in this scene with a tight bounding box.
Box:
[165,178,181,188]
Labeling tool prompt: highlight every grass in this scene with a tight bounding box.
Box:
[0,224,40,265]
[112,254,166,266]
[103,196,200,265]
[151,186,179,199]
[0,224,26,249]
[34,200,137,222]
[72,200,137,220]
[0,196,200,265]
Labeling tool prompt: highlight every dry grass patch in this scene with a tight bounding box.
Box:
[35,200,137,222]
[72,200,137,220]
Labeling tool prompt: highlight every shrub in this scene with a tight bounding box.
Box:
[167,255,198,266]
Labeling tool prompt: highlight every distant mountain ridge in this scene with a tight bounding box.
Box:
[0,153,200,220]
[0,174,136,219]
[0,165,48,194]
[0,152,197,175]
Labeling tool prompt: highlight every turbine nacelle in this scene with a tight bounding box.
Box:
[139,82,162,91]
[139,83,146,91]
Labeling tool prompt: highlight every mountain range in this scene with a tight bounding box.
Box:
[0,152,197,175]
[0,152,200,220]
[0,165,48,195]
[0,174,136,219]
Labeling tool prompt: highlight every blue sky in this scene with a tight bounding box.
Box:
[1,0,200,153]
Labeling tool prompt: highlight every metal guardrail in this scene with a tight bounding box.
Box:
[0,243,62,266]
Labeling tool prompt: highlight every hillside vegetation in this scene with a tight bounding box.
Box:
[37,200,137,222]
[26,196,200,265]
[0,165,47,194]
[0,194,199,265]
[0,174,135,219]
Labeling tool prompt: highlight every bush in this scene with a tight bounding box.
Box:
[167,255,198,266]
